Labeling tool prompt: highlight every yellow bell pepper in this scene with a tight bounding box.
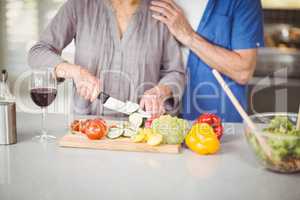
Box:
[185,123,220,155]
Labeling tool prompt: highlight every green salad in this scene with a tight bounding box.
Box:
[263,116,300,161]
[247,116,300,172]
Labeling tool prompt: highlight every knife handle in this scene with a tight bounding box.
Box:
[97,92,110,104]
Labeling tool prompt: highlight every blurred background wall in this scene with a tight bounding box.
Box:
[0,0,73,114]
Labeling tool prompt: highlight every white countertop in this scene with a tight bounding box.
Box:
[0,113,299,200]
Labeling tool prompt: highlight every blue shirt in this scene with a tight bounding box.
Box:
[181,0,264,122]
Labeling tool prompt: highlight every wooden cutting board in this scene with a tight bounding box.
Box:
[59,134,181,154]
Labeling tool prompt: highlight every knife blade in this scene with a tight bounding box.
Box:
[97,92,151,118]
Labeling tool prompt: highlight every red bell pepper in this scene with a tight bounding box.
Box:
[196,113,224,140]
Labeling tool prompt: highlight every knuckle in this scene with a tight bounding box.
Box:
[174,12,179,17]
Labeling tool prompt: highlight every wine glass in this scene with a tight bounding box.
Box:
[30,69,57,142]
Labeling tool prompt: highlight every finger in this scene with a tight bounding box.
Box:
[85,92,91,101]
[85,87,92,100]
[151,97,159,118]
[160,0,181,12]
[75,80,83,92]
[139,97,146,110]
[80,86,87,99]
[150,1,177,16]
[90,80,100,102]
[152,14,169,25]
[150,5,173,19]
[81,81,93,100]
[144,97,153,114]
[90,85,99,102]
[159,104,166,116]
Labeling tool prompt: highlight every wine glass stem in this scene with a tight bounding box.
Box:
[41,107,46,137]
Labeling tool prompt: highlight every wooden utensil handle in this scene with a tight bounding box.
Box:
[212,70,256,130]
[296,106,300,130]
[212,69,273,157]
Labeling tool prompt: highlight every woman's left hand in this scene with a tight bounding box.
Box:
[150,0,194,46]
[140,85,172,118]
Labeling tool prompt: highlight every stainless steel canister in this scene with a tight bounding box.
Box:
[0,102,17,145]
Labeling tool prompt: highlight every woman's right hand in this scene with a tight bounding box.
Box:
[55,63,100,102]
[73,67,100,102]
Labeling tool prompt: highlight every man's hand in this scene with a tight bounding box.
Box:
[150,0,194,46]
[140,85,172,118]
[151,0,257,85]
[55,63,100,102]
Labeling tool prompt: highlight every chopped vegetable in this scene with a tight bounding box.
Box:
[85,120,108,140]
[185,123,220,155]
[107,128,124,139]
[263,116,300,161]
[71,118,108,140]
[196,113,223,140]
[79,119,92,134]
[147,134,163,146]
[151,115,189,145]
[133,133,147,143]
[70,120,80,132]
[139,128,154,141]
[144,117,157,128]
[132,128,163,146]
[123,128,137,138]
[264,116,299,136]
[129,113,145,129]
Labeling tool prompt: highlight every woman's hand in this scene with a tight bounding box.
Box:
[140,85,172,118]
[73,67,100,102]
[55,63,100,102]
[150,0,194,46]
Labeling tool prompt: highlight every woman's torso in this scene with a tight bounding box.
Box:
[71,0,168,116]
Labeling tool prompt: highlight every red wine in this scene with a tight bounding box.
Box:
[30,88,57,107]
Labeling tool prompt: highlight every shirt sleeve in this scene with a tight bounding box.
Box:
[159,26,186,114]
[231,0,265,50]
[28,0,77,70]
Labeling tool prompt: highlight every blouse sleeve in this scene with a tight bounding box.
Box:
[159,26,186,114]
[28,0,77,70]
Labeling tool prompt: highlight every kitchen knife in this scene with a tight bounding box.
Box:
[97,92,151,118]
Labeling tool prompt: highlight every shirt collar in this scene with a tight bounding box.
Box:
[104,0,147,15]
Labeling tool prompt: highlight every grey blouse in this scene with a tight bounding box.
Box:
[28,0,185,116]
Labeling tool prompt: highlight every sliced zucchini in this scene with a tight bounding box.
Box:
[123,128,137,138]
[107,128,124,139]
[122,121,130,129]
[129,113,146,128]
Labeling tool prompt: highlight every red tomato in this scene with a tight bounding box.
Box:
[79,119,92,134]
[71,120,80,132]
[93,118,106,125]
[85,120,107,140]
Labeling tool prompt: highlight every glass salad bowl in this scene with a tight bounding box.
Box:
[244,113,300,173]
